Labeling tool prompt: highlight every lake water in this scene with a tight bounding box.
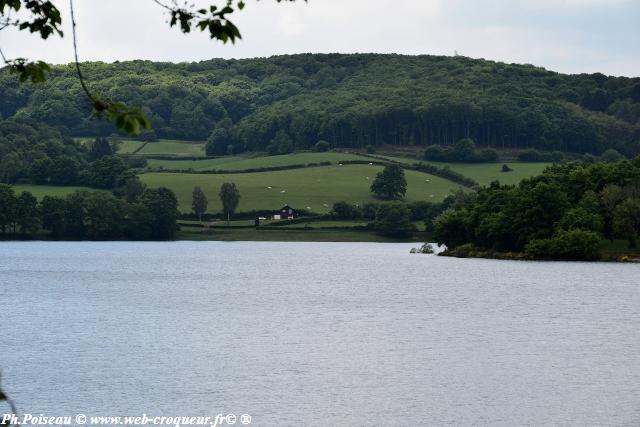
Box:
[1,242,639,426]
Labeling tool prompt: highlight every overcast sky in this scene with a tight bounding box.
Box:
[1,0,638,76]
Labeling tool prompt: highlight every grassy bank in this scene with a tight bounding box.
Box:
[177,224,429,242]
[440,240,640,262]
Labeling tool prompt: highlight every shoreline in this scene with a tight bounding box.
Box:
[439,246,640,263]
[3,233,639,262]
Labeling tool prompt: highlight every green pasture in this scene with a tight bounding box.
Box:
[145,152,372,171]
[137,139,206,157]
[115,140,146,154]
[140,164,464,214]
[373,154,550,185]
[10,184,100,199]
[278,220,370,228]
[426,162,551,186]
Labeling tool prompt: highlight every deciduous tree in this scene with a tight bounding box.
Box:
[192,186,208,222]
[370,165,407,200]
[219,182,240,224]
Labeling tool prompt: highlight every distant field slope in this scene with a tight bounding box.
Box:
[2,54,638,156]
[139,164,464,213]
[145,152,372,171]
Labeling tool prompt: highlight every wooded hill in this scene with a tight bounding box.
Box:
[1,54,639,155]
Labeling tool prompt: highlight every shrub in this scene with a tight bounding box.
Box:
[408,201,436,221]
[559,207,603,233]
[125,156,148,169]
[331,201,361,219]
[361,202,379,220]
[410,243,435,254]
[525,229,601,260]
[424,145,447,161]
[518,149,543,162]
[550,151,565,162]
[374,202,413,236]
[411,162,478,188]
[501,164,513,172]
[433,208,472,249]
[267,130,294,155]
[453,138,476,161]
[600,148,625,162]
[206,128,231,156]
[314,140,330,152]
[443,243,476,258]
[425,140,497,163]
[478,148,499,162]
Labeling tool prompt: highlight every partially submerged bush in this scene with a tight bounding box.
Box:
[410,243,435,254]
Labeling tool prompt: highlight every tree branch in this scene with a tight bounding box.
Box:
[151,0,173,11]
[69,0,94,103]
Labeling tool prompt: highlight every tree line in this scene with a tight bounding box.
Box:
[191,182,241,224]
[0,184,179,240]
[0,119,143,188]
[2,54,638,156]
[432,156,640,260]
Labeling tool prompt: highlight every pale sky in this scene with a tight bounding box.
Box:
[1,0,638,76]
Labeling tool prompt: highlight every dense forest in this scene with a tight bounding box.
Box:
[1,54,639,156]
[0,184,179,240]
[433,157,640,260]
[0,119,147,186]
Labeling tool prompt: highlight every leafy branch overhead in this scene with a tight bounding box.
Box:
[5,57,50,82]
[156,0,303,43]
[0,0,304,134]
[0,0,61,83]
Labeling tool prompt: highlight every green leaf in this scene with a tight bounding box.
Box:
[105,103,151,136]
[8,59,51,83]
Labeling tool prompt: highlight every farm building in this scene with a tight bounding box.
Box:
[272,205,296,220]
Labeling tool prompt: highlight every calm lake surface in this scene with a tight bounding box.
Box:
[1,241,639,426]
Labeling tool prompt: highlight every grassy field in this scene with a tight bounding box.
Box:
[179,219,369,228]
[373,154,550,186]
[177,225,429,242]
[140,164,464,213]
[11,184,100,198]
[146,152,372,171]
[137,139,206,157]
[115,140,146,154]
[427,162,550,186]
[277,220,370,228]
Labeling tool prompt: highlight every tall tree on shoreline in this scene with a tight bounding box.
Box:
[192,186,208,222]
[219,182,240,225]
